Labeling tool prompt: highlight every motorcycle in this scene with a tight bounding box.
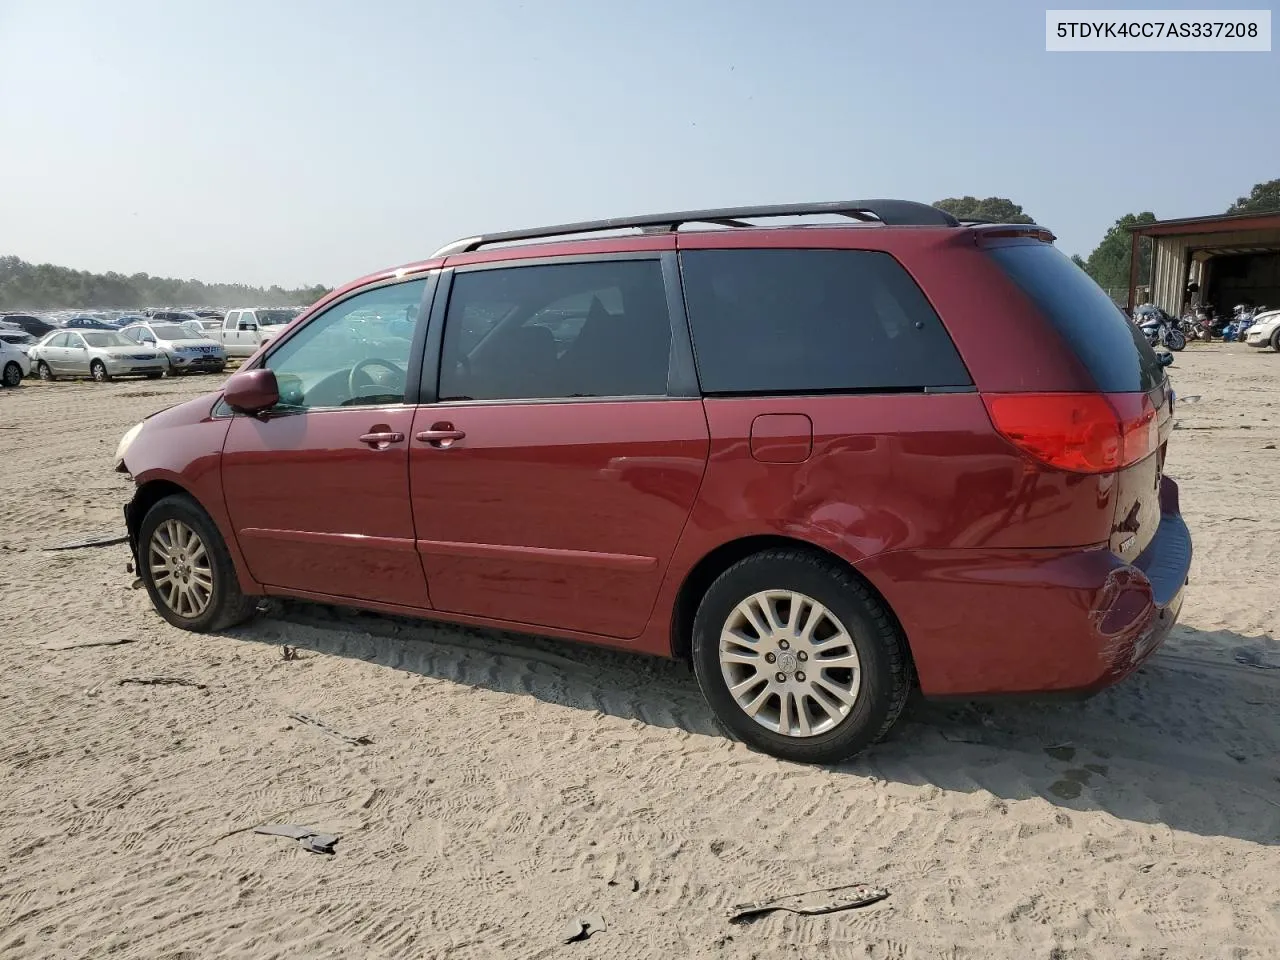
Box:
[1135,305,1186,351]
[1223,303,1266,342]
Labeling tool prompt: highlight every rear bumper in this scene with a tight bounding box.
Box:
[856,477,1192,698]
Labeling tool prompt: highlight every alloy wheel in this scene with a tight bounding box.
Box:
[718,589,862,738]
[148,518,215,619]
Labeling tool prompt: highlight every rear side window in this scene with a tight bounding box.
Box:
[988,242,1164,393]
[439,260,672,401]
[680,249,970,394]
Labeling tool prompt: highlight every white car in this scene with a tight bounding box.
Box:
[1,337,33,387]
[219,307,300,357]
[1244,309,1280,352]
[119,321,227,375]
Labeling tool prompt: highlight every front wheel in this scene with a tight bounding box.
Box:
[137,494,258,632]
[1165,329,1186,351]
[91,360,110,382]
[36,361,54,381]
[690,549,911,764]
[2,362,22,387]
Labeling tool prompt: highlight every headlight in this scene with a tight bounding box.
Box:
[115,421,144,473]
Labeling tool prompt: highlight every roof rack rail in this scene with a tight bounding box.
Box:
[431,200,960,257]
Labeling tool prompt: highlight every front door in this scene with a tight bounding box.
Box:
[409,256,708,639]
[63,332,90,375]
[221,276,432,607]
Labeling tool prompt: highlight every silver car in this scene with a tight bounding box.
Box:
[119,321,227,375]
[30,329,168,382]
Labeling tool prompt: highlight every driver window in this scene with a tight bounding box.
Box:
[263,278,426,410]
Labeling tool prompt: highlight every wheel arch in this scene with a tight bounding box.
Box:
[667,534,911,666]
[125,478,195,554]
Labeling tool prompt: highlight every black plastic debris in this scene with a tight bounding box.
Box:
[562,915,606,943]
[44,533,129,551]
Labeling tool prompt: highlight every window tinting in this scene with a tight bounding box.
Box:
[439,260,671,401]
[680,250,970,394]
[989,243,1164,393]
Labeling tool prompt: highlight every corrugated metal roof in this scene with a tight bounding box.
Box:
[1129,210,1280,237]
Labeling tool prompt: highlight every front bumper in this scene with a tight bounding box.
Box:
[856,477,1192,698]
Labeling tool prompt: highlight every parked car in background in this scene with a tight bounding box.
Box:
[219,307,300,356]
[61,315,115,330]
[29,329,167,381]
[0,328,38,350]
[145,310,221,333]
[0,313,56,338]
[114,199,1191,765]
[118,320,226,375]
[0,337,32,386]
[1244,308,1280,352]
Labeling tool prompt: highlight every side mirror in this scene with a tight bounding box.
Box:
[224,368,279,415]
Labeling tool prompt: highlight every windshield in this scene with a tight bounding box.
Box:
[82,332,134,348]
[150,323,191,341]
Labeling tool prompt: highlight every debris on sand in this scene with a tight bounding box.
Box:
[118,676,206,689]
[253,824,340,855]
[562,915,606,943]
[289,712,372,746]
[729,883,889,923]
[43,533,129,551]
[46,637,134,651]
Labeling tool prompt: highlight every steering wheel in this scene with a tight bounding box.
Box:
[347,357,404,401]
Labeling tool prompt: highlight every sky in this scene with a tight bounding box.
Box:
[0,0,1277,288]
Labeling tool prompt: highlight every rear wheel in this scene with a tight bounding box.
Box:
[691,549,911,764]
[91,360,110,383]
[138,494,258,632]
[36,361,54,381]
[2,362,22,387]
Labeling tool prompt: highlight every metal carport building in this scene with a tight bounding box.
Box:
[1126,210,1280,317]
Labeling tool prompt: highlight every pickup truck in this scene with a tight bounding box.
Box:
[219,308,300,357]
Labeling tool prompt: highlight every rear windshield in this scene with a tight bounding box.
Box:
[680,249,971,394]
[989,243,1165,393]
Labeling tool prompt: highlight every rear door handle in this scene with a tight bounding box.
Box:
[359,431,405,447]
[415,427,466,447]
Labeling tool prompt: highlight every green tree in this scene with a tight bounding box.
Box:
[1081,212,1157,293]
[1225,178,1280,215]
[0,255,331,311]
[1070,253,1087,269]
[932,196,1036,224]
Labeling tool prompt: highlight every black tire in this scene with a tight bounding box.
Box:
[145,372,163,379]
[1165,330,1186,351]
[1272,328,1280,352]
[690,549,911,764]
[36,361,54,381]
[91,360,110,383]
[2,362,22,387]
[137,493,258,633]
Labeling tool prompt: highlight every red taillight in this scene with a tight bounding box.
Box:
[983,392,1158,474]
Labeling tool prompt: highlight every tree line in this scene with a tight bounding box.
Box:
[935,178,1279,295]
[0,255,331,312]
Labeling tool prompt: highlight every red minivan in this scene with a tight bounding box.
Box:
[115,201,1191,763]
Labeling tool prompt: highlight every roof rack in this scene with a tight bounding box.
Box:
[431,200,960,257]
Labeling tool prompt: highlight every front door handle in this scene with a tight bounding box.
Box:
[359,430,405,448]
[415,426,466,448]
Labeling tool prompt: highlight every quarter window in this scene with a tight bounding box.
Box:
[438,259,671,401]
[263,278,426,410]
[680,249,971,394]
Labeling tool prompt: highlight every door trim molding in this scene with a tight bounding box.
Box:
[415,538,658,571]
[239,528,419,552]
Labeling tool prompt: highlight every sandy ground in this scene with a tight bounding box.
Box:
[1,346,1278,960]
